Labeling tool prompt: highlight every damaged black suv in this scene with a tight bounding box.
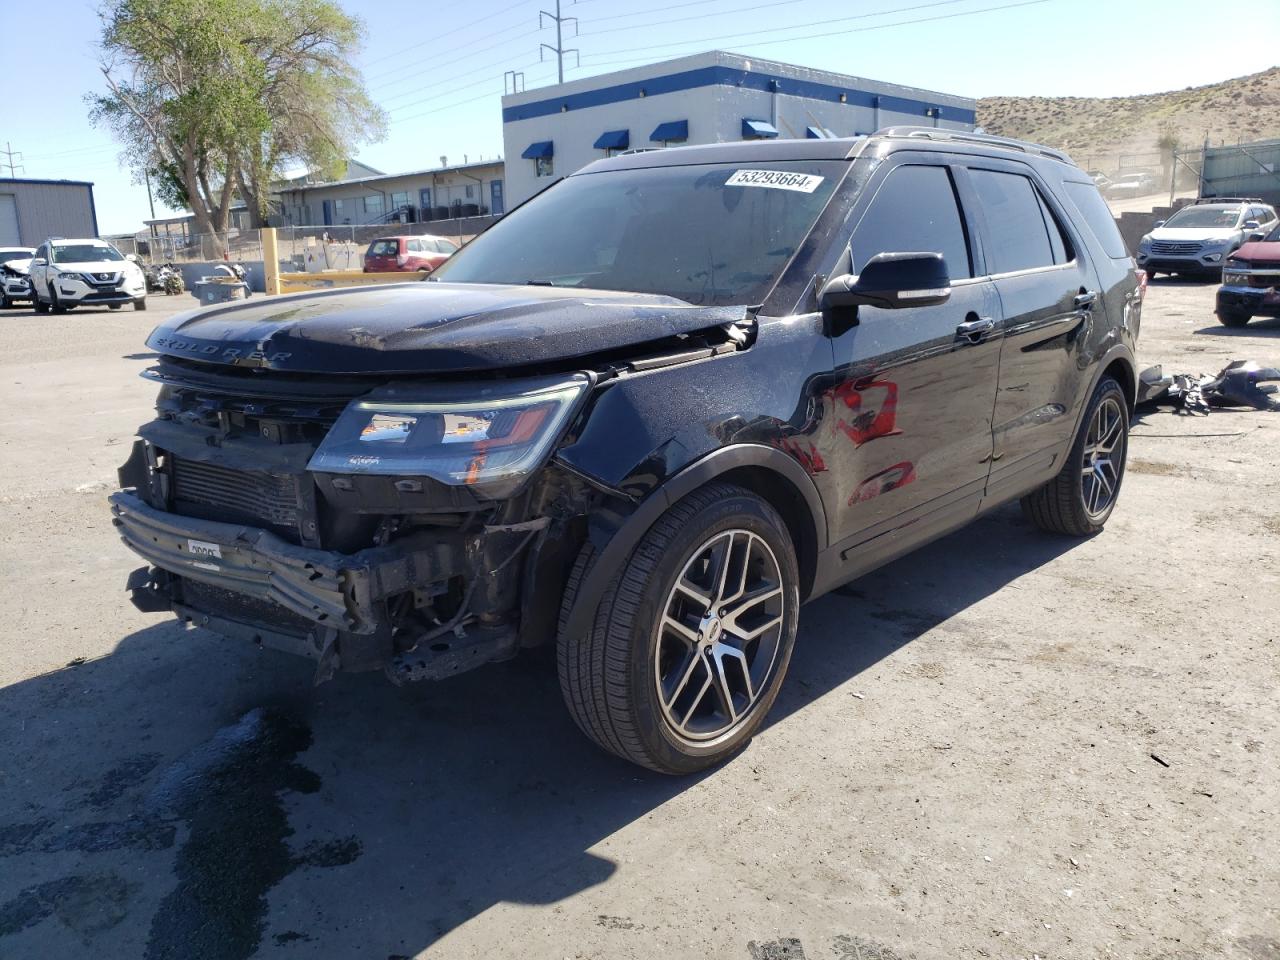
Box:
[111,129,1141,773]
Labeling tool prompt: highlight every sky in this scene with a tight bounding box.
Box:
[1,0,1276,235]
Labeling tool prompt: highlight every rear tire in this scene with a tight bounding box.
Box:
[557,482,800,774]
[1021,376,1128,537]
[1216,309,1251,328]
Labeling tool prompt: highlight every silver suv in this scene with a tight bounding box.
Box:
[1137,199,1279,279]
[28,238,148,312]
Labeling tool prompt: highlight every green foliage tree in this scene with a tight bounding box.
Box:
[89,0,384,248]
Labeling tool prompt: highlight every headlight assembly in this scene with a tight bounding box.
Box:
[308,373,590,495]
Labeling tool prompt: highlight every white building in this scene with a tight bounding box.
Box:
[500,50,976,207]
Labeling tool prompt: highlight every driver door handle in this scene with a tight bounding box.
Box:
[1074,290,1098,310]
[956,316,995,341]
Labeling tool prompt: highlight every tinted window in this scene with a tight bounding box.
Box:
[1036,192,1072,264]
[969,169,1055,273]
[368,240,398,257]
[851,164,972,279]
[437,237,458,253]
[52,243,124,263]
[1062,180,1128,259]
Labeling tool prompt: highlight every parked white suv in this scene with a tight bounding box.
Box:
[29,238,147,312]
[1137,199,1279,279]
[0,247,35,308]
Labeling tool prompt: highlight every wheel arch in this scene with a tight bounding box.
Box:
[561,444,827,646]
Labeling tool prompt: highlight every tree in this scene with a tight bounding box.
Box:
[89,0,384,246]
[234,1,386,228]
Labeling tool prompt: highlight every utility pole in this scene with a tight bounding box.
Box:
[539,0,578,84]
[0,142,24,177]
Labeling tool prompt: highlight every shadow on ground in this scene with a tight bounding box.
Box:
[1193,316,1280,336]
[0,502,1084,959]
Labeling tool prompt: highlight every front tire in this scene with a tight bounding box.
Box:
[1216,309,1251,328]
[133,297,147,311]
[558,482,800,774]
[1022,376,1128,537]
[49,285,67,314]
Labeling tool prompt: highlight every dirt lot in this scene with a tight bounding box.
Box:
[0,283,1276,960]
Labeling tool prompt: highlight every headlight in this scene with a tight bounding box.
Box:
[1200,237,1229,248]
[1138,234,1152,248]
[308,373,589,495]
[57,271,82,280]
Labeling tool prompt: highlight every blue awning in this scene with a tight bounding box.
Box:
[593,129,630,150]
[650,120,688,143]
[806,125,833,139]
[521,140,554,159]
[742,119,779,140]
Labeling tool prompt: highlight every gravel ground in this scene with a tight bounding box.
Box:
[0,283,1276,960]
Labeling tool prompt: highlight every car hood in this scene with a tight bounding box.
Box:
[146,282,746,374]
[1231,240,1280,263]
[1149,226,1238,242]
[56,259,137,274]
[2,258,31,276]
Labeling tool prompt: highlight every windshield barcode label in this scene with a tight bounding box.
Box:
[725,170,825,193]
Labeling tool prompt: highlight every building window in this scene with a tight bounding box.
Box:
[333,198,346,222]
[363,194,385,217]
[464,184,474,198]
[535,156,554,178]
[390,191,409,210]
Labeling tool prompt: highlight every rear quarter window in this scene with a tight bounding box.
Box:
[1062,180,1129,259]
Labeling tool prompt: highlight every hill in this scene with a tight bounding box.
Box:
[977,67,1280,176]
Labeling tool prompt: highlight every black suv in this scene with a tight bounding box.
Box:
[111,129,1141,774]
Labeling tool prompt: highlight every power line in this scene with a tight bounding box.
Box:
[581,0,803,38]
[587,0,772,25]
[575,0,1046,68]
[362,0,534,73]
[367,25,541,95]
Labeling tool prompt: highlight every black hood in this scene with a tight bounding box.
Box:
[146,282,745,374]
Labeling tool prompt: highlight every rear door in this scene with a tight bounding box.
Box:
[822,156,1002,561]
[955,160,1099,503]
[364,238,399,271]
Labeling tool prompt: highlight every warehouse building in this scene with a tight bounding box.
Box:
[500,50,976,207]
[0,178,98,246]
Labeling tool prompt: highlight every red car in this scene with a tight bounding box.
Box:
[1217,223,1280,327]
[362,235,459,273]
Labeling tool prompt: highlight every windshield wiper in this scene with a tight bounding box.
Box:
[523,279,557,286]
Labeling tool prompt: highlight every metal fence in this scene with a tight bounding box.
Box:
[123,215,499,270]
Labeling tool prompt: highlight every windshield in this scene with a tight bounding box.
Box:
[1163,206,1241,229]
[434,160,846,305]
[51,243,124,264]
[0,250,33,264]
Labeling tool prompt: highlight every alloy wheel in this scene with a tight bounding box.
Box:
[1081,396,1125,519]
[654,529,786,743]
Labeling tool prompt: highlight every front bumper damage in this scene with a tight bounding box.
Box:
[110,489,551,683]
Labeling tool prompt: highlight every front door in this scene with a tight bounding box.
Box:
[955,161,1099,503]
[490,180,505,216]
[819,159,1001,567]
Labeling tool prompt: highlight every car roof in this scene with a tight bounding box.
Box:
[49,237,114,244]
[0,246,34,253]
[579,125,1077,177]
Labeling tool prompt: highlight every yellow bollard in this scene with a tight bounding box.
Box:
[261,227,281,296]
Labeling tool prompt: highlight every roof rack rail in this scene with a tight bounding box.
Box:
[1191,196,1265,205]
[873,126,1076,165]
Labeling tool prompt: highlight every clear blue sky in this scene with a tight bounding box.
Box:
[2,0,1276,234]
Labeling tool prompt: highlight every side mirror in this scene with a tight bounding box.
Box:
[1153,220,1165,228]
[1248,232,1265,243]
[819,252,951,312]
[1243,220,1260,230]
[31,257,46,266]
[126,253,139,262]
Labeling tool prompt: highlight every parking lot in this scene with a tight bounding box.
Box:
[0,283,1276,959]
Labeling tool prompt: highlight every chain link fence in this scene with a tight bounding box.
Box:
[123,217,497,272]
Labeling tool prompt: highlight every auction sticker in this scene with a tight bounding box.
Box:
[725,169,824,193]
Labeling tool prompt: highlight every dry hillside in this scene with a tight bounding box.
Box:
[977,67,1280,175]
